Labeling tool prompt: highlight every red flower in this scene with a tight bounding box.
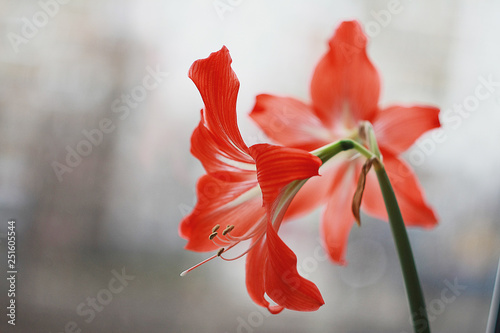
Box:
[250,21,440,264]
[179,46,324,313]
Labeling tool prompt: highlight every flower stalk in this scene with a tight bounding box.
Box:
[313,138,430,333]
[373,159,430,333]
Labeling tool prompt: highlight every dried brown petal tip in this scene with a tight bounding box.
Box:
[352,157,375,226]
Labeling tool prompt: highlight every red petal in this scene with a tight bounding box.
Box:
[245,236,284,314]
[321,162,358,264]
[245,222,324,313]
[250,94,330,151]
[362,152,438,227]
[179,173,265,252]
[265,221,325,311]
[191,113,256,176]
[249,144,322,211]
[189,46,253,165]
[246,144,323,312]
[310,20,380,129]
[373,105,441,155]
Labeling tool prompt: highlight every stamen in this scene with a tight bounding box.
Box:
[182,223,264,277]
[180,253,219,277]
[220,232,266,261]
[212,235,229,248]
[214,233,231,244]
[224,223,265,242]
[222,225,235,236]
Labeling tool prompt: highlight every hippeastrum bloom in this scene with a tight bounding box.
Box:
[250,20,440,264]
[179,46,325,313]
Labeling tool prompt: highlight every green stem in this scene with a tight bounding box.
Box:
[365,122,382,159]
[312,137,430,332]
[313,138,430,332]
[312,139,374,164]
[373,160,430,333]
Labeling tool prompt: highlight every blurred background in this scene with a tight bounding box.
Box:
[0,0,499,332]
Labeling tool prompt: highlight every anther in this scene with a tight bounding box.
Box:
[217,248,225,256]
[209,232,218,240]
[222,225,234,236]
[212,224,220,232]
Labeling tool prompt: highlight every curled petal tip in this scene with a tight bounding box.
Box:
[267,305,285,315]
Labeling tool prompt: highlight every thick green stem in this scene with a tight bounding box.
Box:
[373,160,430,333]
[312,138,430,333]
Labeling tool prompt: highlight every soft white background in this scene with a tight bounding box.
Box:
[0,0,499,332]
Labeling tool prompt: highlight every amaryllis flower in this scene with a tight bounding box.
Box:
[179,46,324,313]
[250,20,440,264]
